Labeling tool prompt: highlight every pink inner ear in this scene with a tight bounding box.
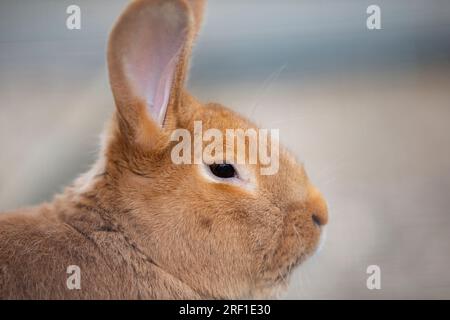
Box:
[122,5,188,126]
[154,53,180,125]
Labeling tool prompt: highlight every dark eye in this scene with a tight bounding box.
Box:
[208,163,236,179]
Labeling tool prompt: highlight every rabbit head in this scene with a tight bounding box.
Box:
[89,0,328,299]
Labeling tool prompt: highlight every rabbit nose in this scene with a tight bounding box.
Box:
[312,213,324,227]
[312,213,326,227]
[306,186,328,227]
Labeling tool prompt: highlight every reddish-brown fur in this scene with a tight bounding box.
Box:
[0,0,328,299]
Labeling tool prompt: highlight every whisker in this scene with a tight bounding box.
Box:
[269,111,333,127]
[249,64,287,118]
[314,155,349,179]
[293,224,301,239]
[318,176,337,186]
[278,270,290,288]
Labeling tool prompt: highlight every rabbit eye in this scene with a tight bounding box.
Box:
[208,163,236,179]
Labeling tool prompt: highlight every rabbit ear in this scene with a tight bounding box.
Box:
[107,0,203,140]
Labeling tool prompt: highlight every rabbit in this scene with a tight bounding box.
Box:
[0,0,328,299]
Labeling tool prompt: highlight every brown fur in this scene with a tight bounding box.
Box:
[0,0,328,299]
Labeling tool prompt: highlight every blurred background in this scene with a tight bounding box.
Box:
[1,0,450,299]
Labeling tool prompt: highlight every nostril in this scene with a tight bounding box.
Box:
[312,214,322,227]
[305,186,329,228]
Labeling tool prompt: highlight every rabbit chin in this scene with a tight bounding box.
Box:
[251,282,291,300]
[251,262,307,299]
[253,227,326,299]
